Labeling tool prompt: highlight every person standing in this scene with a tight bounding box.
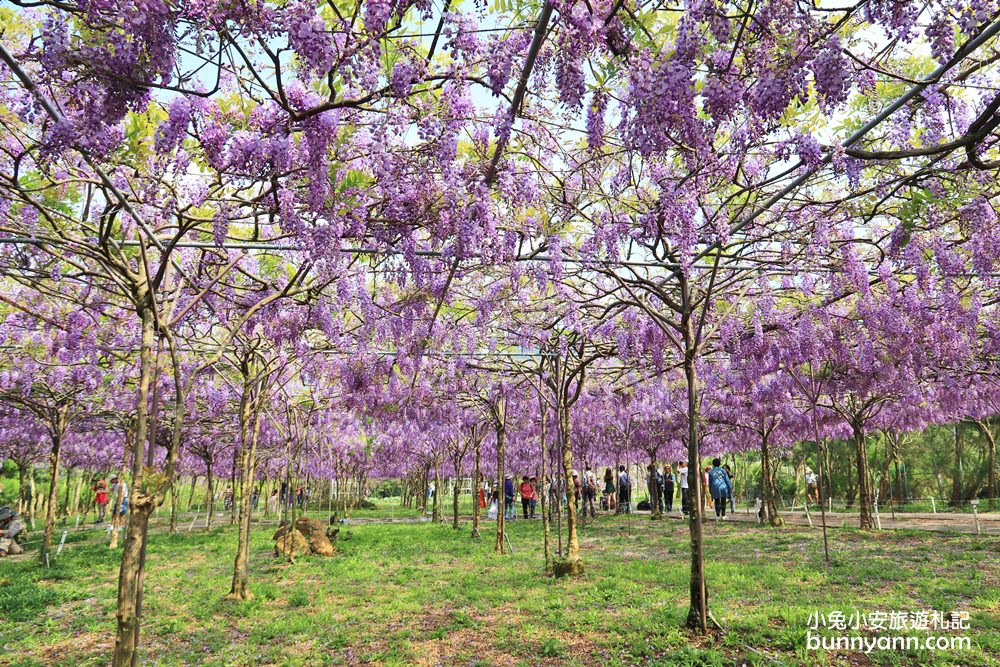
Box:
[503,475,515,520]
[478,474,487,511]
[93,479,109,523]
[110,476,129,517]
[708,458,734,520]
[662,465,675,513]
[603,467,616,512]
[529,476,539,518]
[582,466,598,518]
[617,465,631,514]
[266,488,279,515]
[678,462,689,515]
[519,476,533,519]
[805,468,819,505]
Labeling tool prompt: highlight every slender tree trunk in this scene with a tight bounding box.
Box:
[229,447,239,526]
[40,431,63,565]
[61,466,72,520]
[540,399,551,572]
[18,462,30,517]
[169,478,178,533]
[978,421,997,508]
[205,463,215,531]
[226,392,263,601]
[432,461,441,525]
[471,438,481,539]
[558,398,581,571]
[70,468,84,517]
[682,285,708,634]
[494,399,506,554]
[112,303,156,667]
[760,432,780,526]
[853,422,875,530]
[187,475,198,511]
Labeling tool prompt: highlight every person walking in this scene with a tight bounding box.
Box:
[662,465,675,513]
[93,479,109,523]
[519,476,533,519]
[678,462,689,515]
[708,458,734,520]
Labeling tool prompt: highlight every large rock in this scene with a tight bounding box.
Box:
[307,530,336,557]
[294,517,326,537]
[274,528,311,561]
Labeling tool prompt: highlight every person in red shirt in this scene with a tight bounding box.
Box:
[93,479,109,523]
[519,476,534,519]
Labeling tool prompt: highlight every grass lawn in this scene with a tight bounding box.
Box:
[0,502,996,666]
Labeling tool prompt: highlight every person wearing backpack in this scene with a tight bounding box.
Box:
[708,458,734,520]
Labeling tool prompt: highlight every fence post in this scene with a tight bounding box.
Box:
[971,500,981,536]
[930,496,936,514]
[56,530,68,556]
[874,497,882,530]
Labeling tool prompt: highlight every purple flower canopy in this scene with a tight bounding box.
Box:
[0,0,998,481]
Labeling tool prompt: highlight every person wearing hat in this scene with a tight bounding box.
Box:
[503,475,515,520]
[0,506,25,557]
[93,479,110,523]
[110,475,129,516]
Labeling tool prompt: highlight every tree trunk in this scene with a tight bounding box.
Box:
[112,303,156,667]
[17,462,31,517]
[187,475,198,511]
[540,402,551,572]
[226,395,263,601]
[169,478,178,533]
[39,431,63,565]
[205,462,215,531]
[452,455,462,530]
[648,458,661,517]
[853,422,875,530]
[494,399,506,554]
[70,468,84,517]
[682,286,708,634]
[979,421,997,508]
[471,438,481,539]
[61,466,72,520]
[432,462,441,525]
[558,395,581,571]
[760,433,780,526]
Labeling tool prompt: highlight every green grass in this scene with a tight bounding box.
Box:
[0,501,997,666]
